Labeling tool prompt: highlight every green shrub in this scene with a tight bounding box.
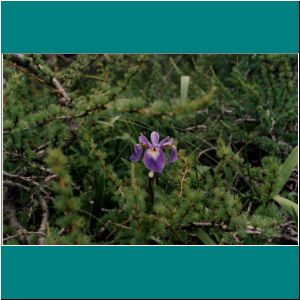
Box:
[3,54,298,245]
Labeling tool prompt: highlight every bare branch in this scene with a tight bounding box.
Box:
[3,171,51,194]
[37,197,49,245]
[3,180,30,191]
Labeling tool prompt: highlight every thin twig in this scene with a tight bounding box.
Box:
[3,171,51,195]
[198,147,215,160]
[186,124,207,131]
[105,219,131,240]
[179,162,190,197]
[189,222,262,235]
[3,231,45,243]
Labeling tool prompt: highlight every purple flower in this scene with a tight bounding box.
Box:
[130,131,178,173]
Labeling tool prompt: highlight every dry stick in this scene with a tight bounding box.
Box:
[4,171,35,182]
[52,77,71,106]
[34,142,51,159]
[105,219,131,240]
[3,180,30,191]
[3,171,51,195]
[198,147,215,160]
[186,124,207,132]
[190,222,262,235]
[37,197,49,245]
[3,231,45,243]
[179,163,190,197]
[3,151,24,159]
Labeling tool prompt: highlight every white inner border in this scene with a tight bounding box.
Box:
[0,52,298,247]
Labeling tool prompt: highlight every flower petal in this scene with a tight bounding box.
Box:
[160,137,174,148]
[150,131,160,145]
[144,148,166,173]
[170,145,178,163]
[130,144,143,161]
[139,134,151,147]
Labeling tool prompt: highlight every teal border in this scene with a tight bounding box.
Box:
[1,1,299,53]
[1,1,299,299]
[1,246,299,299]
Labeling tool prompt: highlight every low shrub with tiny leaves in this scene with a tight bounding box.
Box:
[3,54,298,245]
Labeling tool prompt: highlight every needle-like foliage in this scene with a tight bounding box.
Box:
[3,54,298,245]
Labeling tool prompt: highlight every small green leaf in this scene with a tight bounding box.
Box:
[197,229,216,245]
[274,147,298,194]
[224,166,234,186]
[197,165,210,174]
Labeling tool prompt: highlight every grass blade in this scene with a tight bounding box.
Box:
[197,229,217,245]
[274,146,298,194]
[180,76,190,104]
[89,173,105,232]
[273,195,298,218]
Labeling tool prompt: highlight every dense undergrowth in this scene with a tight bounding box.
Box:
[3,54,298,245]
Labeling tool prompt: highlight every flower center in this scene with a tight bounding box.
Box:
[148,147,159,159]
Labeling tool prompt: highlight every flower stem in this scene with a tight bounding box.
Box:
[148,171,155,206]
